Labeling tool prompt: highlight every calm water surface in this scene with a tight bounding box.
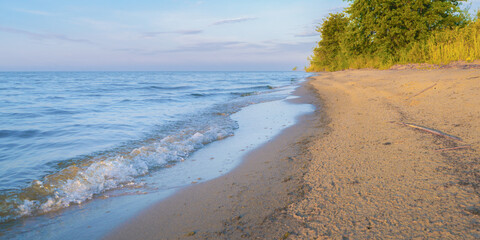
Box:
[0,71,310,226]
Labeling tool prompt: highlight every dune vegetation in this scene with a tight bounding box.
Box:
[307,0,480,71]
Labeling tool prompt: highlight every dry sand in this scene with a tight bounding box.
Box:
[291,68,480,239]
[107,68,480,239]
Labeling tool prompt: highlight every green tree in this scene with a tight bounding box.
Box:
[344,0,468,57]
[308,12,349,71]
[307,0,476,72]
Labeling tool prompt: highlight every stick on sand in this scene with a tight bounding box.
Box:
[435,145,472,152]
[401,122,463,142]
[407,83,437,100]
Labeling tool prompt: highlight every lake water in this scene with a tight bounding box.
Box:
[0,71,313,238]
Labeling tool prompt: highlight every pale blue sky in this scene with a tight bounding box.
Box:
[0,0,478,71]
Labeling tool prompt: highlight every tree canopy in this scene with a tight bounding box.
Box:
[307,0,476,71]
[345,0,467,54]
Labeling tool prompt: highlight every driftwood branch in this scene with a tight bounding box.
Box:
[401,122,463,142]
[407,83,437,100]
[435,145,472,152]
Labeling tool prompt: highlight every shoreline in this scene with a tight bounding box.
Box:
[107,67,480,239]
[105,83,325,239]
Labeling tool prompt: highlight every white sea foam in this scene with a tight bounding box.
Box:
[11,124,235,219]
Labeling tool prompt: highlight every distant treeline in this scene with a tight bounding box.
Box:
[307,0,480,72]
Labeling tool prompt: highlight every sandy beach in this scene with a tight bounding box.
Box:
[107,66,480,239]
[290,66,480,239]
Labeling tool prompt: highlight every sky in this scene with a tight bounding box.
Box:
[0,0,478,71]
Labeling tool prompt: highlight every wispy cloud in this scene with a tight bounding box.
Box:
[327,6,347,12]
[181,40,286,53]
[295,31,318,38]
[76,18,134,31]
[175,30,204,35]
[163,41,245,53]
[113,48,149,54]
[13,8,52,16]
[258,41,318,54]
[0,25,92,44]
[114,39,314,56]
[142,30,203,38]
[113,40,263,55]
[212,17,257,26]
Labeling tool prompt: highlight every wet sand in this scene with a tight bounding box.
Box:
[107,68,480,239]
[106,85,325,239]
